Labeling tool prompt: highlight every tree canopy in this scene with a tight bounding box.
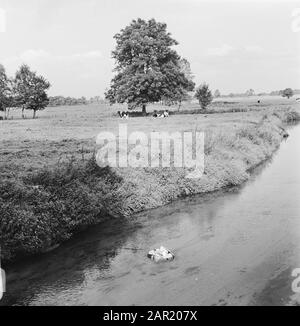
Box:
[0,64,9,111]
[0,64,51,119]
[281,88,294,99]
[0,64,13,118]
[14,64,50,118]
[195,83,213,109]
[105,18,195,112]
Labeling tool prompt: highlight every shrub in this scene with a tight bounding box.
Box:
[195,83,213,109]
[0,156,130,260]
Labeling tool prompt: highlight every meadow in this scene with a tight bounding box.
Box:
[0,96,299,260]
[0,95,296,174]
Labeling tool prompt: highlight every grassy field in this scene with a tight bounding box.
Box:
[0,96,299,260]
[0,96,298,174]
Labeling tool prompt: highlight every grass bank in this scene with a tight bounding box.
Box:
[0,107,299,261]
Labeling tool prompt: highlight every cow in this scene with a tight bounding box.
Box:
[153,110,169,118]
[153,110,158,118]
[118,111,129,119]
[163,110,169,117]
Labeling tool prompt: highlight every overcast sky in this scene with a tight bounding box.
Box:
[0,0,299,97]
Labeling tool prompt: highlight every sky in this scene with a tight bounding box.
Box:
[0,0,299,98]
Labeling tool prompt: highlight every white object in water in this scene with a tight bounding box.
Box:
[147,246,175,262]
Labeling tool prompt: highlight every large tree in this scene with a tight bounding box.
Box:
[14,64,50,118]
[0,64,13,119]
[105,18,194,114]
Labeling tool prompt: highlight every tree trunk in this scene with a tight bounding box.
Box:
[142,104,147,116]
[33,110,37,119]
[22,106,25,119]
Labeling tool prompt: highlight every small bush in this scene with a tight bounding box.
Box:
[195,83,213,109]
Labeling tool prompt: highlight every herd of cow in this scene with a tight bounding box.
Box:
[117,110,170,119]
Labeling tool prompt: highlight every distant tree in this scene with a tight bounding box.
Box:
[214,89,221,98]
[14,65,50,118]
[245,89,255,96]
[281,88,294,99]
[195,83,213,109]
[0,64,14,119]
[48,96,95,107]
[0,64,8,116]
[105,18,193,114]
[89,96,106,104]
[14,65,32,118]
[270,90,280,96]
[26,75,50,118]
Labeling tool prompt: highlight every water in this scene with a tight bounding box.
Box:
[2,125,300,306]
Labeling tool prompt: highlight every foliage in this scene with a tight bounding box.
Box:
[14,64,50,118]
[0,63,51,119]
[281,88,294,99]
[0,65,14,117]
[0,157,129,260]
[105,18,194,112]
[195,83,213,109]
[162,58,195,108]
[245,89,255,96]
[48,96,106,107]
[48,96,88,107]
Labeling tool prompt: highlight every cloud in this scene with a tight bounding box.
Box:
[3,49,103,67]
[72,51,102,59]
[205,44,266,58]
[206,44,235,57]
[18,49,50,61]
